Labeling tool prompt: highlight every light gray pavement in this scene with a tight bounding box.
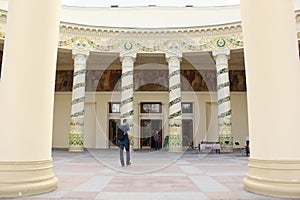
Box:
[6,149,293,200]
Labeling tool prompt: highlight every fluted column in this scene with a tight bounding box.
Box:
[241,0,300,198]
[120,53,136,136]
[0,0,60,197]
[213,50,233,152]
[69,50,89,152]
[166,53,182,152]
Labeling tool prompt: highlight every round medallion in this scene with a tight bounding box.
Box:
[216,38,226,48]
[124,41,133,50]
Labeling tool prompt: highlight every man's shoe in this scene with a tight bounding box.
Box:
[126,162,131,166]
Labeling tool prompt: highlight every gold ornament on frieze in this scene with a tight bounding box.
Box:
[228,34,243,48]
[198,38,214,50]
[165,40,181,51]
[74,37,88,49]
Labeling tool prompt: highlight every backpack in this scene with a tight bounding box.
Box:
[117,127,125,141]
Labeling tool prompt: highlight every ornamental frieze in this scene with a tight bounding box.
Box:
[0,25,298,53]
[58,33,244,53]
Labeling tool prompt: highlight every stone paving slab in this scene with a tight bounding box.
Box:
[5,149,293,200]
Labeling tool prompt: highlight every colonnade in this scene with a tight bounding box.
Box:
[67,51,232,153]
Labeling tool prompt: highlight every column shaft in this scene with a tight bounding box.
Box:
[213,50,233,152]
[120,53,136,138]
[241,0,300,198]
[69,50,89,152]
[166,53,183,152]
[0,0,60,197]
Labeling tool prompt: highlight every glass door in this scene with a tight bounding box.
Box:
[182,119,193,147]
[109,119,120,147]
[140,119,162,149]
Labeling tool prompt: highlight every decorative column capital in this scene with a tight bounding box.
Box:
[120,53,137,66]
[72,50,89,66]
[166,52,182,66]
[212,49,230,60]
[72,49,90,59]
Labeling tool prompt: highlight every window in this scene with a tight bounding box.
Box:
[109,102,120,113]
[141,102,162,113]
[182,102,193,113]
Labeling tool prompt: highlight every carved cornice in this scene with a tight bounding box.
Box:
[59,22,243,36]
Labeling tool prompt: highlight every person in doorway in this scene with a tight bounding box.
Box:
[119,119,131,167]
[154,130,161,150]
[245,136,250,157]
[163,135,169,150]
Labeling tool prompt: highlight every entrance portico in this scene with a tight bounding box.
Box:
[59,50,242,151]
[1,1,300,198]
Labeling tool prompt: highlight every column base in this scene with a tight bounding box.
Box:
[219,135,233,153]
[168,146,183,152]
[244,158,300,199]
[221,146,233,153]
[168,133,182,152]
[68,146,84,152]
[0,159,58,197]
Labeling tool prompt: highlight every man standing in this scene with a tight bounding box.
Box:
[119,119,131,167]
[154,130,161,150]
[245,136,250,157]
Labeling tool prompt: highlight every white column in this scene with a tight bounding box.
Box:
[0,0,60,197]
[69,50,89,152]
[120,53,136,139]
[241,0,300,198]
[212,50,233,152]
[166,53,183,152]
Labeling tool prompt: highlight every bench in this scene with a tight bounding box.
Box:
[198,141,221,154]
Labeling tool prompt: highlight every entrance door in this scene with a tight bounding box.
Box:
[182,119,193,147]
[140,119,162,149]
[109,119,120,147]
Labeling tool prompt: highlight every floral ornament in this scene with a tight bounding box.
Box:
[124,41,133,50]
[168,134,182,147]
[216,38,226,48]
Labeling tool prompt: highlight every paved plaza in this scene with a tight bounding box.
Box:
[6,149,292,200]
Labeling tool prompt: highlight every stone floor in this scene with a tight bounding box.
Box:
[6,149,293,200]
